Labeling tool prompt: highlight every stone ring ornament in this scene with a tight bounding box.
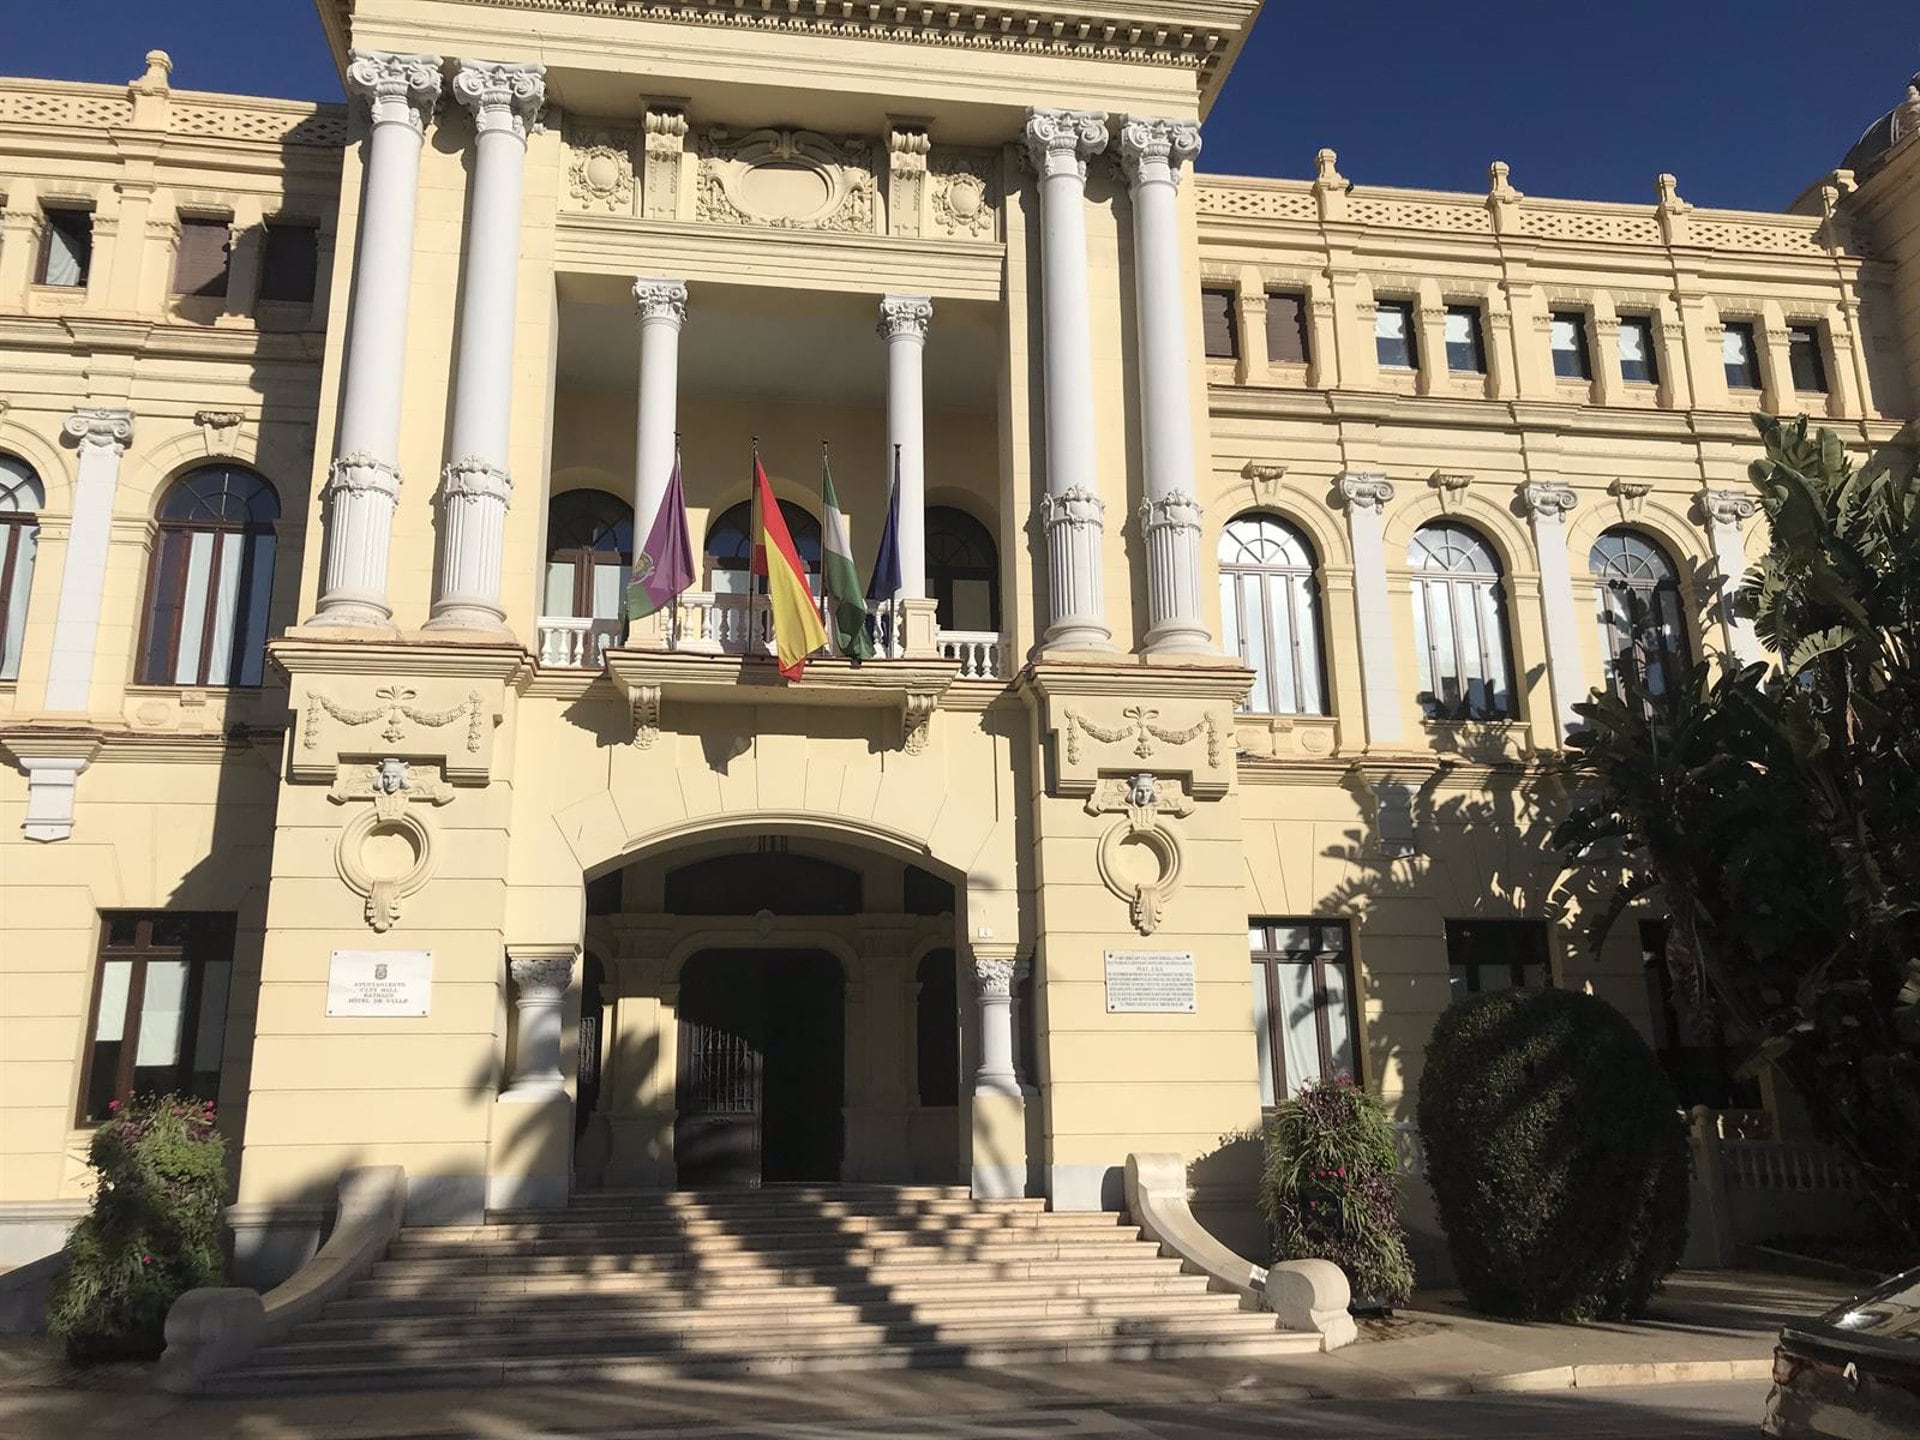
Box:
[1085,771,1193,936]
[335,805,435,933]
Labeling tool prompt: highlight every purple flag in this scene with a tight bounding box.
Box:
[626,452,695,620]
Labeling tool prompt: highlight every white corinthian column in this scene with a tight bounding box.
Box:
[1120,116,1210,655]
[310,51,442,629]
[427,60,546,631]
[1025,108,1114,651]
[632,279,688,544]
[504,949,576,1098]
[879,295,932,601]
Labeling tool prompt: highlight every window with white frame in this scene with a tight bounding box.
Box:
[1549,311,1592,380]
[1408,521,1515,721]
[1374,300,1417,370]
[1722,322,1762,391]
[0,455,43,682]
[1617,315,1660,385]
[1249,919,1358,1109]
[137,465,279,687]
[1444,305,1486,374]
[1219,514,1326,716]
[1591,527,1690,698]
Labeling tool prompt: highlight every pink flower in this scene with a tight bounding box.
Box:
[140,1255,152,1266]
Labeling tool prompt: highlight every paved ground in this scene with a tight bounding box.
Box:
[0,1269,1842,1440]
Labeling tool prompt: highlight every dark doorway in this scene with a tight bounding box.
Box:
[675,949,844,1187]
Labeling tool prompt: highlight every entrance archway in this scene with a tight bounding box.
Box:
[675,948,845,1187]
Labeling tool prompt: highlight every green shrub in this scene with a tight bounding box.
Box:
[1259,1075,1415,1309]
[1416,987,1688,1321]
[46,1094,227,1362]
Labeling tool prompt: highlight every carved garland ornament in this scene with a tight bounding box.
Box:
[566,121,637,212]
[1085,772,1193,936]
[930,151,995,238]
[327,759,452,933]
[1064,704,1223,771]
[694,127,875,233]
[304,683,486,754]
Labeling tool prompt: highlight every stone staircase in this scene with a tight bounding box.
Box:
[210,1183,1319,1393]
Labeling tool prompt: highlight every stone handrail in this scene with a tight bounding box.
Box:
[1124,1152,1356,1350]
[155,1165,405,1394]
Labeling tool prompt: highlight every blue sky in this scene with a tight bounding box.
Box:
[9,1,1916,210]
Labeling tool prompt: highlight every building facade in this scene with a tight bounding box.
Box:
[0,0,1914,1277]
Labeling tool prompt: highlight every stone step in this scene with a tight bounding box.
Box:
[487,1184,986,1218]
[325,1269,1213,1321]
[215,1327,1317,1396]
[387,1220,1143,1261]
[402,1209,1122,1246]
[247,1309,1288,1371]
[351,1250,1186,1298]
[300,1290,1248,1343]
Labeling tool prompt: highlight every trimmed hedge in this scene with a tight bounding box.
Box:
[46,1094,226,1361]
[1260,1076,1415,1309]
[1416,987,1688,1321]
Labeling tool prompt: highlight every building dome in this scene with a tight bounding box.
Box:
[1841,72,1920,181]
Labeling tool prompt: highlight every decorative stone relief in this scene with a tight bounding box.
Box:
[451,61,546,141]
[1610,478,1653,519]
[1335,473,1395,513]
[929,149,996,240]
[294,680,499,784]
[565,118,637,214]
[192,410,244,453]
[629,684,661,749]
[1429,471,1474,512]
[694,128,875,233]
[327,758,452,932]
[641,104,689,221]
[886,122,930,238]
[1084,772,1193,936]
[972,954,1017,1000]
[1521,482,1578,519]
[306,684,485,752]
[344,50,442,135]
[1703,490,1760,527]
[1063,704,1223,771]
[902,692,937,755]
[1242,462,1286,509]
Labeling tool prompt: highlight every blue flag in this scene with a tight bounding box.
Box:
[866,450,904,607]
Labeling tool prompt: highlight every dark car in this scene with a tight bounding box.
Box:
[1764,1267,1920,1439]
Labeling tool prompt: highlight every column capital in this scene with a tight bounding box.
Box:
[1139,490,1203,534]
[62,408,133,456]
[442,455,513,504]
[345,50,444,135]
[1023,107,1109,181]
[878,293,933,342]
[508,949,577,1001]
[1335,471,1395,514]
[971,954,1019,998]
[451,59,547,141]
[1521,481,1578,520]
[1117,115,1201,189]
[633,277,688,329]
[1702,489,1760,528]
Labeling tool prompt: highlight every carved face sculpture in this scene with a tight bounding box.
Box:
[1129,772,1158,810]
[376,758,410,795]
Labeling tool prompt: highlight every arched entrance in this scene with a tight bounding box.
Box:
[675,948,844,1187]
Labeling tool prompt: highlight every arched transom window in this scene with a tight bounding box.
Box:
[544,489,633,623]
[138,465,279,687]
[0,455,45,682]
[704,499,821,596]
[1218,513,1326,716]
[1407,521,1514,721]
[1590,527,1690,697]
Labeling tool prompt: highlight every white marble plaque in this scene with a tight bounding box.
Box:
[1104,950,1196,1014]
[326,950,433,1017]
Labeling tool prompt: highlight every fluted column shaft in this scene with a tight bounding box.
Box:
[1025,108,1113,651]
[429,60,546,631]
[1120,116,1209,654]
[312,51,442,628]
[632,279,688,540]
[879,296,932,600]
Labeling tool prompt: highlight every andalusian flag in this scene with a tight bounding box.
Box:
[750,451,827,680]
[819,446,872,660]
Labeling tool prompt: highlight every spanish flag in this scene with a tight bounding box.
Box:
[749,451,827,680]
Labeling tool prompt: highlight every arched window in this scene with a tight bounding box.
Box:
[926,506,1000,633]
[138,465,279,687]
[544,489,632,623]
[704,499,821,596]
[0,455,44,682]
[1407,521,1514,721]
[1218,513,1326,715]
[1590,527,1690,697]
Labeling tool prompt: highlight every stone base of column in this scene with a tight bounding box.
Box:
[897,597,941,658]
[1037,621,1117,654]
[1141,619,1213,655]
[301,605,398,636]
[486,1090,573,1210]
[421,603,509,634]
[969,1089,1028,1199]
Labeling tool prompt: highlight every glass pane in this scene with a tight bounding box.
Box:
[1238,573,1271,713]
[1479,964,1514,993]
[142,532,188,683]
[951,578,994,632]
[1265,572,1297,714]
[44,215,86,286]
[1448,965,1469,1002]
[1427,582,1460,713]
[1321,924,1347,952]
[1292,574,1324,716]
[93,960,133,1044]
[1220,572,1243,680]
[591,561,623,620]
[203,532,241,686]
[1478,582,1511,716]
[543,560,574,616]
[134,959,188,1069]
[191,960,230,1074]
[1279,962,1324,1095]
[1250,964,1276,1108]
[237,535,274,687]
[1455,580,1489,715]
[1375,304,1412,367]
[173,530,216,684]
[1323,960,1355,1078]
[1273,925,1313,954]
[1,525,35,680]
[1247,926,1268,951]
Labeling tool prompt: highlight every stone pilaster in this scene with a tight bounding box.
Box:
[1521,481,1585,739]
[1702,490,1763,665]
[45,408,133,711]
[1335,472,1402,746]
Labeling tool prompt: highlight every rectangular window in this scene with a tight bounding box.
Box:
[1249,919,1358,1108]
[1723,322,1761,390]
[1443,304,1486,373]
[172,217,232,298]
[258,221,319,304]
[37,206,93,287]
[1444,919,1550,1004]
[1201,287,1239,359]
[1549,311,1592,380]
[1374,301,1416,370]
[79,913,235,1125]
[1618,315,1660,385]
[1787,324,1829,394]
[1264,289,1310,365]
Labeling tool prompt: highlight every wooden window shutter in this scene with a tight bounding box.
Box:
[1201,287,1238,359]
[173,217,232,297]
[1264,290,1308,364]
